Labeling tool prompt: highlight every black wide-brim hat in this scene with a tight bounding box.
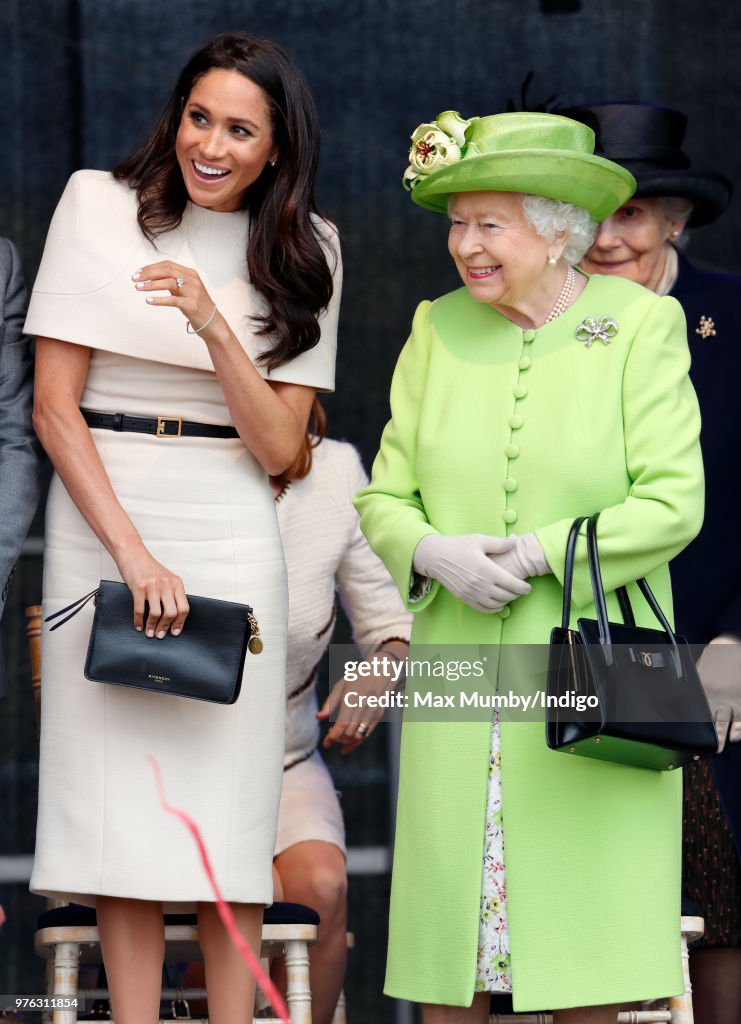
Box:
[555,102,732,227]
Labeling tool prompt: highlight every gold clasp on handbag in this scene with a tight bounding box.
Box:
[247,611,263,655]
[156,416,183,438]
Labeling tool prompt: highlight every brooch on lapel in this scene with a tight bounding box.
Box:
[695,315,716,340]
[575,316,619,348]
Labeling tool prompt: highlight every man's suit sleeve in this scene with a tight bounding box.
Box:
[0,237,44,619]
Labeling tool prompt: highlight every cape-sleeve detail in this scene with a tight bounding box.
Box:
[25,169,340,389]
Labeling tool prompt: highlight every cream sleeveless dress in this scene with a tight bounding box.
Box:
[25,170,341,908]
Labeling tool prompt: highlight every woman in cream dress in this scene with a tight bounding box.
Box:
[26,33,341,1024]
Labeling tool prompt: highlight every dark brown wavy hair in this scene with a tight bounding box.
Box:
[272,396,327,490]
[113,32,335,370]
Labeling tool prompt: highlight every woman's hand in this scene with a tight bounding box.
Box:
[317,646,406,754]
[133,261,315,476]
[697,635,741,751]
[493,532,551,581]
[413,533,531,613]
[134,260,221,339]
[115,543,190,638]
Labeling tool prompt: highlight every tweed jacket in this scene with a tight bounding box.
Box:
[0,237,44,692]
[276,438,411,766]
[355,272,704,1010]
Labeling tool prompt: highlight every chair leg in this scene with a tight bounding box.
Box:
[254,956,272,1015]
[284,938,312,1024]
[667,931,695,1024]
[43,960,54,1024]
[51,941,80,1024]
[331,987,347,1024]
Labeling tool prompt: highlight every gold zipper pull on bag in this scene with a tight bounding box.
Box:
[247,611,264,655]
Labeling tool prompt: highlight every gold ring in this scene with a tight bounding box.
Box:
[356,722,370,737]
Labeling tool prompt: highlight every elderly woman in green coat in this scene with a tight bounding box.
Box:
[355,112,704,1023]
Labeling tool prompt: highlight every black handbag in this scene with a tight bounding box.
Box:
[46,579,263,705]
[546,513,717,770]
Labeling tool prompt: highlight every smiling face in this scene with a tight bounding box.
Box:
[447,192,560,313]
[175,68,278,213]
[580,197,681,290]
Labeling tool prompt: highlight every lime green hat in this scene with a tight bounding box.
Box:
[404,111,636,221]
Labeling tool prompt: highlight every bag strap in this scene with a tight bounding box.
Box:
[635,577,681,640]
[561,516,636,630]
[616,586,635,626]
[586,513,684,676]
[560,516,588,630]
[586,514,611,646]
[44,587,99,632]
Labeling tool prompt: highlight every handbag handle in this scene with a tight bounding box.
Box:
[586,512,684,676]
[561,516,636,629]
[560,516,588,629]
[616,586,636,627]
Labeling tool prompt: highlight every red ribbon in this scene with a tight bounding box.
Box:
[149,757,291,1024]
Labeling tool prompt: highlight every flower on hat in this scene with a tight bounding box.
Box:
[403,111,471,192]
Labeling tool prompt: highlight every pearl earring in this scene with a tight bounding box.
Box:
[547,256,557,266]
[670,229,680,239]
[270,159,277,167]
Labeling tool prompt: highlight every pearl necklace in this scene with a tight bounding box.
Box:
[543,264,576,325]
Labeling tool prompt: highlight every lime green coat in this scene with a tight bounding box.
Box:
[354,273,704,1011]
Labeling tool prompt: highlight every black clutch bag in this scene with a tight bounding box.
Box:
[546,513,717,770]
[46,579,263,705]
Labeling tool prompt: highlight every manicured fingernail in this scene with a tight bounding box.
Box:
[146,297,155,304]
[157,630,166,639]
[135,282,145,290]
[146,629,154,638]
[132,270,141,280]
[172,628,181,636]
[135,625,142,631]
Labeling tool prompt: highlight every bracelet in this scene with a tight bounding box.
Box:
[186,303,218,335]
[375,639,408,662]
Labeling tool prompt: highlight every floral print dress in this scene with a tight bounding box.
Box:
[474,713,512,992]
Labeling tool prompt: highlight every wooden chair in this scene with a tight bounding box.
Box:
[26,606,317,1023]
[25,605,42,729]
[34,901,317,1024]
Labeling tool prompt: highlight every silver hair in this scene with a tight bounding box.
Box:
[659,195,694,229]
[520,194,598,264]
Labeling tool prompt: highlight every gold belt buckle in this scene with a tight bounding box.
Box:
[156,416,183,438]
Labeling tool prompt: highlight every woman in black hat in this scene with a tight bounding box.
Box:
[561,100,741,1024]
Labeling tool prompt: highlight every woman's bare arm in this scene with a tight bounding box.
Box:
[33,337,189,636]
[204,325,316,476]
[134,260,317,475]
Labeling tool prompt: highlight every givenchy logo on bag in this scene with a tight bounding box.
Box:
[148,673,171,685]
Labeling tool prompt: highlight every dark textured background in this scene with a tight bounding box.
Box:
[1,1,739,1019]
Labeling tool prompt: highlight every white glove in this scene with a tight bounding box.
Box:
[413,534,531,613]
[696,635,741,752]
[493,532,551,581]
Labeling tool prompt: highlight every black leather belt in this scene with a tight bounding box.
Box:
[81,408,239,439]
